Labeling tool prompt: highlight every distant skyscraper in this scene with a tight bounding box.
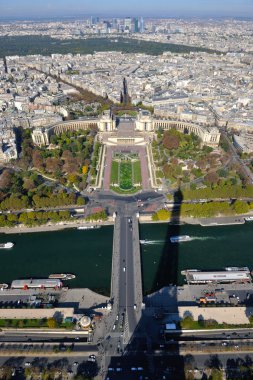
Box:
[140,17,145,33]
[133,18,139,33]
[112,18,117,29]
[124,17,132,32]
[90,16,99,25]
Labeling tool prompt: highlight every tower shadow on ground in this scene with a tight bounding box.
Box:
[104,188,186,380]
[152,187,183,291]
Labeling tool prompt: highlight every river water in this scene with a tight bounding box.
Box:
[0,223,252,296]
[0,226,114,295]
[139,222,253,294]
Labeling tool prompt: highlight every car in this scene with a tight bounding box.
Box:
[25,362,31,367]
[73,362,79,366]
[123,267,126,272]
[134,304,137,310]
[116,368,122,372]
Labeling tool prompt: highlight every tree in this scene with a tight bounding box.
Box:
[59,210,70,220]
[163,164,174,179]
[205,171,219,185]
[45,157,62,174]
[163,131,180,150]
[19,213,28,224]
[18,320,24,328]
[233,200,249,214]
[7,214,18,223]
[47,318,58,328]
[32,150,44,170]
[22,178,35,191]
[210,369,223,380]
[0,170,12,191]
[156,209,171,221]
[82,165,88,175]
[62,149,73,161]
[0,215,7,227]
[152,213,159,221]
[76,196,85,206]
[217,168,228,178]
[63,157,79,174]
[68,173,78,183]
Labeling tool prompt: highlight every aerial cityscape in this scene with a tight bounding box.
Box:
[0,0,253,379]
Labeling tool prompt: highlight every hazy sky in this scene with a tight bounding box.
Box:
[1,0,253,18]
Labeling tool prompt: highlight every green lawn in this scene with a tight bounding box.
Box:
[119,162,132,190]
[110,161,119,184]
[110,158,142,194]
[133,161,142,184]
[110,186,142,194]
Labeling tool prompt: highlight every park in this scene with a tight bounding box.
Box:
[110,152,142,194]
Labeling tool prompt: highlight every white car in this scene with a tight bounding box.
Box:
[123,267,126,272]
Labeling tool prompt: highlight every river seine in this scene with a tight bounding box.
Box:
[0,226,114,295]
[0,222,252,296]
[140,222,253,294]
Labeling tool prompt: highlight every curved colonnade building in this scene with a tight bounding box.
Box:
[32,109,220,148]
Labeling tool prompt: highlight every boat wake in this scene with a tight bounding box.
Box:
[140,240,164,245]
[140,237,218,244]
[190,236,217,241]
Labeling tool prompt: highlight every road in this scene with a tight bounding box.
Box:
[113,211,142,332]
[0,330,91,343]
[118,215,139,338]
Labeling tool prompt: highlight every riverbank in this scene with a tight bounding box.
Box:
[1,213,252,234]
[139,214,251,226]
[0,219,114,234]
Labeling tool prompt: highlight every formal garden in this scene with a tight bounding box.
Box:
[110,152,142,194]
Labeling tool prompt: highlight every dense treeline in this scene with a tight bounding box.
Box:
[153,200,253,220]
[0,210,71,227]
[0,192,84,211]
[90,142,102,180]
[0,36,218,58]
[177,184,253,200]
[85,210,107,222]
